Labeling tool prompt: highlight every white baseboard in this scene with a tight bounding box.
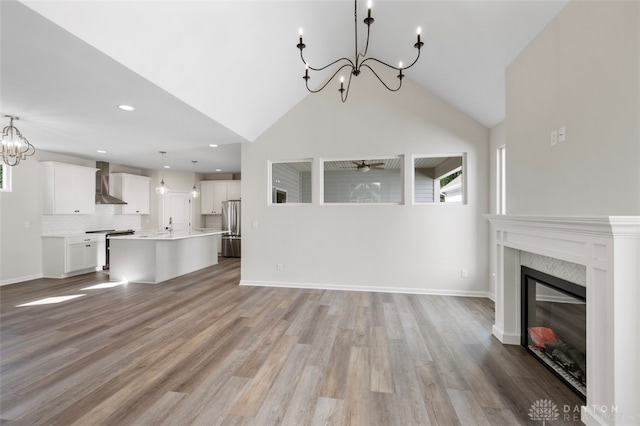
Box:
[492,324,520,345]
[0,273,43,286]
[239,280,491,299]
[581,405,633,426]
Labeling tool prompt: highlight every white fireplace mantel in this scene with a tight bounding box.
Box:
[485,215,640,426]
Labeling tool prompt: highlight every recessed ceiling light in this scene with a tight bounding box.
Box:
[97,150,107,154]
[215,168,222,172]
[118,104,135,111]
[209,144,218,148]
[164,165,171,169]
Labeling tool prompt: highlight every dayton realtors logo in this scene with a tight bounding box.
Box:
[529,399,560,424]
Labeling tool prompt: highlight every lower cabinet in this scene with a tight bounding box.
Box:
[43,235,103,278]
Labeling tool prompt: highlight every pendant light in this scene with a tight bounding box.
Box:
[155,151,170,195]
[190,160,200,198]
[2,115,36,166]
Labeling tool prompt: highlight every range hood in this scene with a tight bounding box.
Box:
[95,161,127,205]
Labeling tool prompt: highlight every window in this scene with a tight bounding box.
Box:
[323,157,402,204]
[270,160,312,204]
[0,163,11,192]
[413,155,465,204]
[496,145,506,214]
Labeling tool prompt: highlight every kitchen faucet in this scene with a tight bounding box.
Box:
[166,217,173,233]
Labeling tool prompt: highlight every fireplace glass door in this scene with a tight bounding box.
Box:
[521,266,586,399]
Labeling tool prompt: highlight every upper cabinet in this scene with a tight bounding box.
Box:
[111,173,150,214]
[42,162,97,215]
[201,180,241,214]
[227,181,241,200]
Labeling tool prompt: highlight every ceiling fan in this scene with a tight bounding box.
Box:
[343,160,385,172]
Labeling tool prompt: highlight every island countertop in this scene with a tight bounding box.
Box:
[108,229,224,283]
[108,229,228,241]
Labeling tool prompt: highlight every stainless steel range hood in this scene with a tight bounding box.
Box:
[95,161,127,205]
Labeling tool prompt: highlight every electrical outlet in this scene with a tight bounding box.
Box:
[252,221,258,229]
[551,130,558,146]
[24,221,30,228]
[461,269,468,278]
[276,263,283,271]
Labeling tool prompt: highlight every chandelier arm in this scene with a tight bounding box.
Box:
[300,51,354,72]
[2,155,19,166]
[359,47,422,72]
[306,64,355,94]
[358,21,372,61]
[360,64,402,92]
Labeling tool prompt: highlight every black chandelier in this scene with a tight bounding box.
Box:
[297,0,423,102]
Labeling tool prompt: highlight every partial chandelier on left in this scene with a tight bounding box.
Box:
[2,115,36,166]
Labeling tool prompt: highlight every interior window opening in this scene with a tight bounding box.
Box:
[414,155,465,204]
[270,160,312,204]
[323,157,402,204]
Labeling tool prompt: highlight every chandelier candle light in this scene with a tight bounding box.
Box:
[1,115,36,166]
[297,0,423,102]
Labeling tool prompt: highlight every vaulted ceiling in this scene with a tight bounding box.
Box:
[1,0,568,173]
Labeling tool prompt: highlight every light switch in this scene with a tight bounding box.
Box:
[252,221,258,229]
[558,126,566,142]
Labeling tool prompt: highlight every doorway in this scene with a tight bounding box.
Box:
[162,191,191,232]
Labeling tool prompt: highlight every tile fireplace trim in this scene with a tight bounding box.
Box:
[484,215,640,426]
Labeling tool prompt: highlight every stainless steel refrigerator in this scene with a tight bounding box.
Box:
[221,200,241,257]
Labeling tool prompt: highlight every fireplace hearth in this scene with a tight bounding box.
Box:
[521,266,586,399]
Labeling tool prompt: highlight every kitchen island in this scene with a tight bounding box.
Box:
[108,229,227,284]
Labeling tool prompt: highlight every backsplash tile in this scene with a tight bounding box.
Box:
[520,251,586,286]
[205,215,222,230]
[42,205,141,235]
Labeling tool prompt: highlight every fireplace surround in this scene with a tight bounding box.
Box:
[485,215,640,426]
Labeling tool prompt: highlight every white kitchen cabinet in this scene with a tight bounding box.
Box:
[200,180,241,214]
[200,181,215,214]
[41,162,97,215]
[211,181,228,214]
[42,234,103,278]
[227,181,241,200]
[111,173,150,214]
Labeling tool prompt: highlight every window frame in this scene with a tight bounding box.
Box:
[496,145,506,214]
[268,159,312,206]
[412,153,467,205]
[0,163,12,192]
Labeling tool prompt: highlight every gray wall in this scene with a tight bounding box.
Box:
[505,1,639,215]
[241,70,490,295]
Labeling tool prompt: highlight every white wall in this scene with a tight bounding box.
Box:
[241,71,490,295]
[505,1,640,216]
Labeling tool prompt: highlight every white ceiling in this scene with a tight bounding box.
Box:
[1,0,568,173]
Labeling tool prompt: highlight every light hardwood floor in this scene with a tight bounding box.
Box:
[1,258,583,425]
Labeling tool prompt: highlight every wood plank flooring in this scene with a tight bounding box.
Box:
[0,258,584,425]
